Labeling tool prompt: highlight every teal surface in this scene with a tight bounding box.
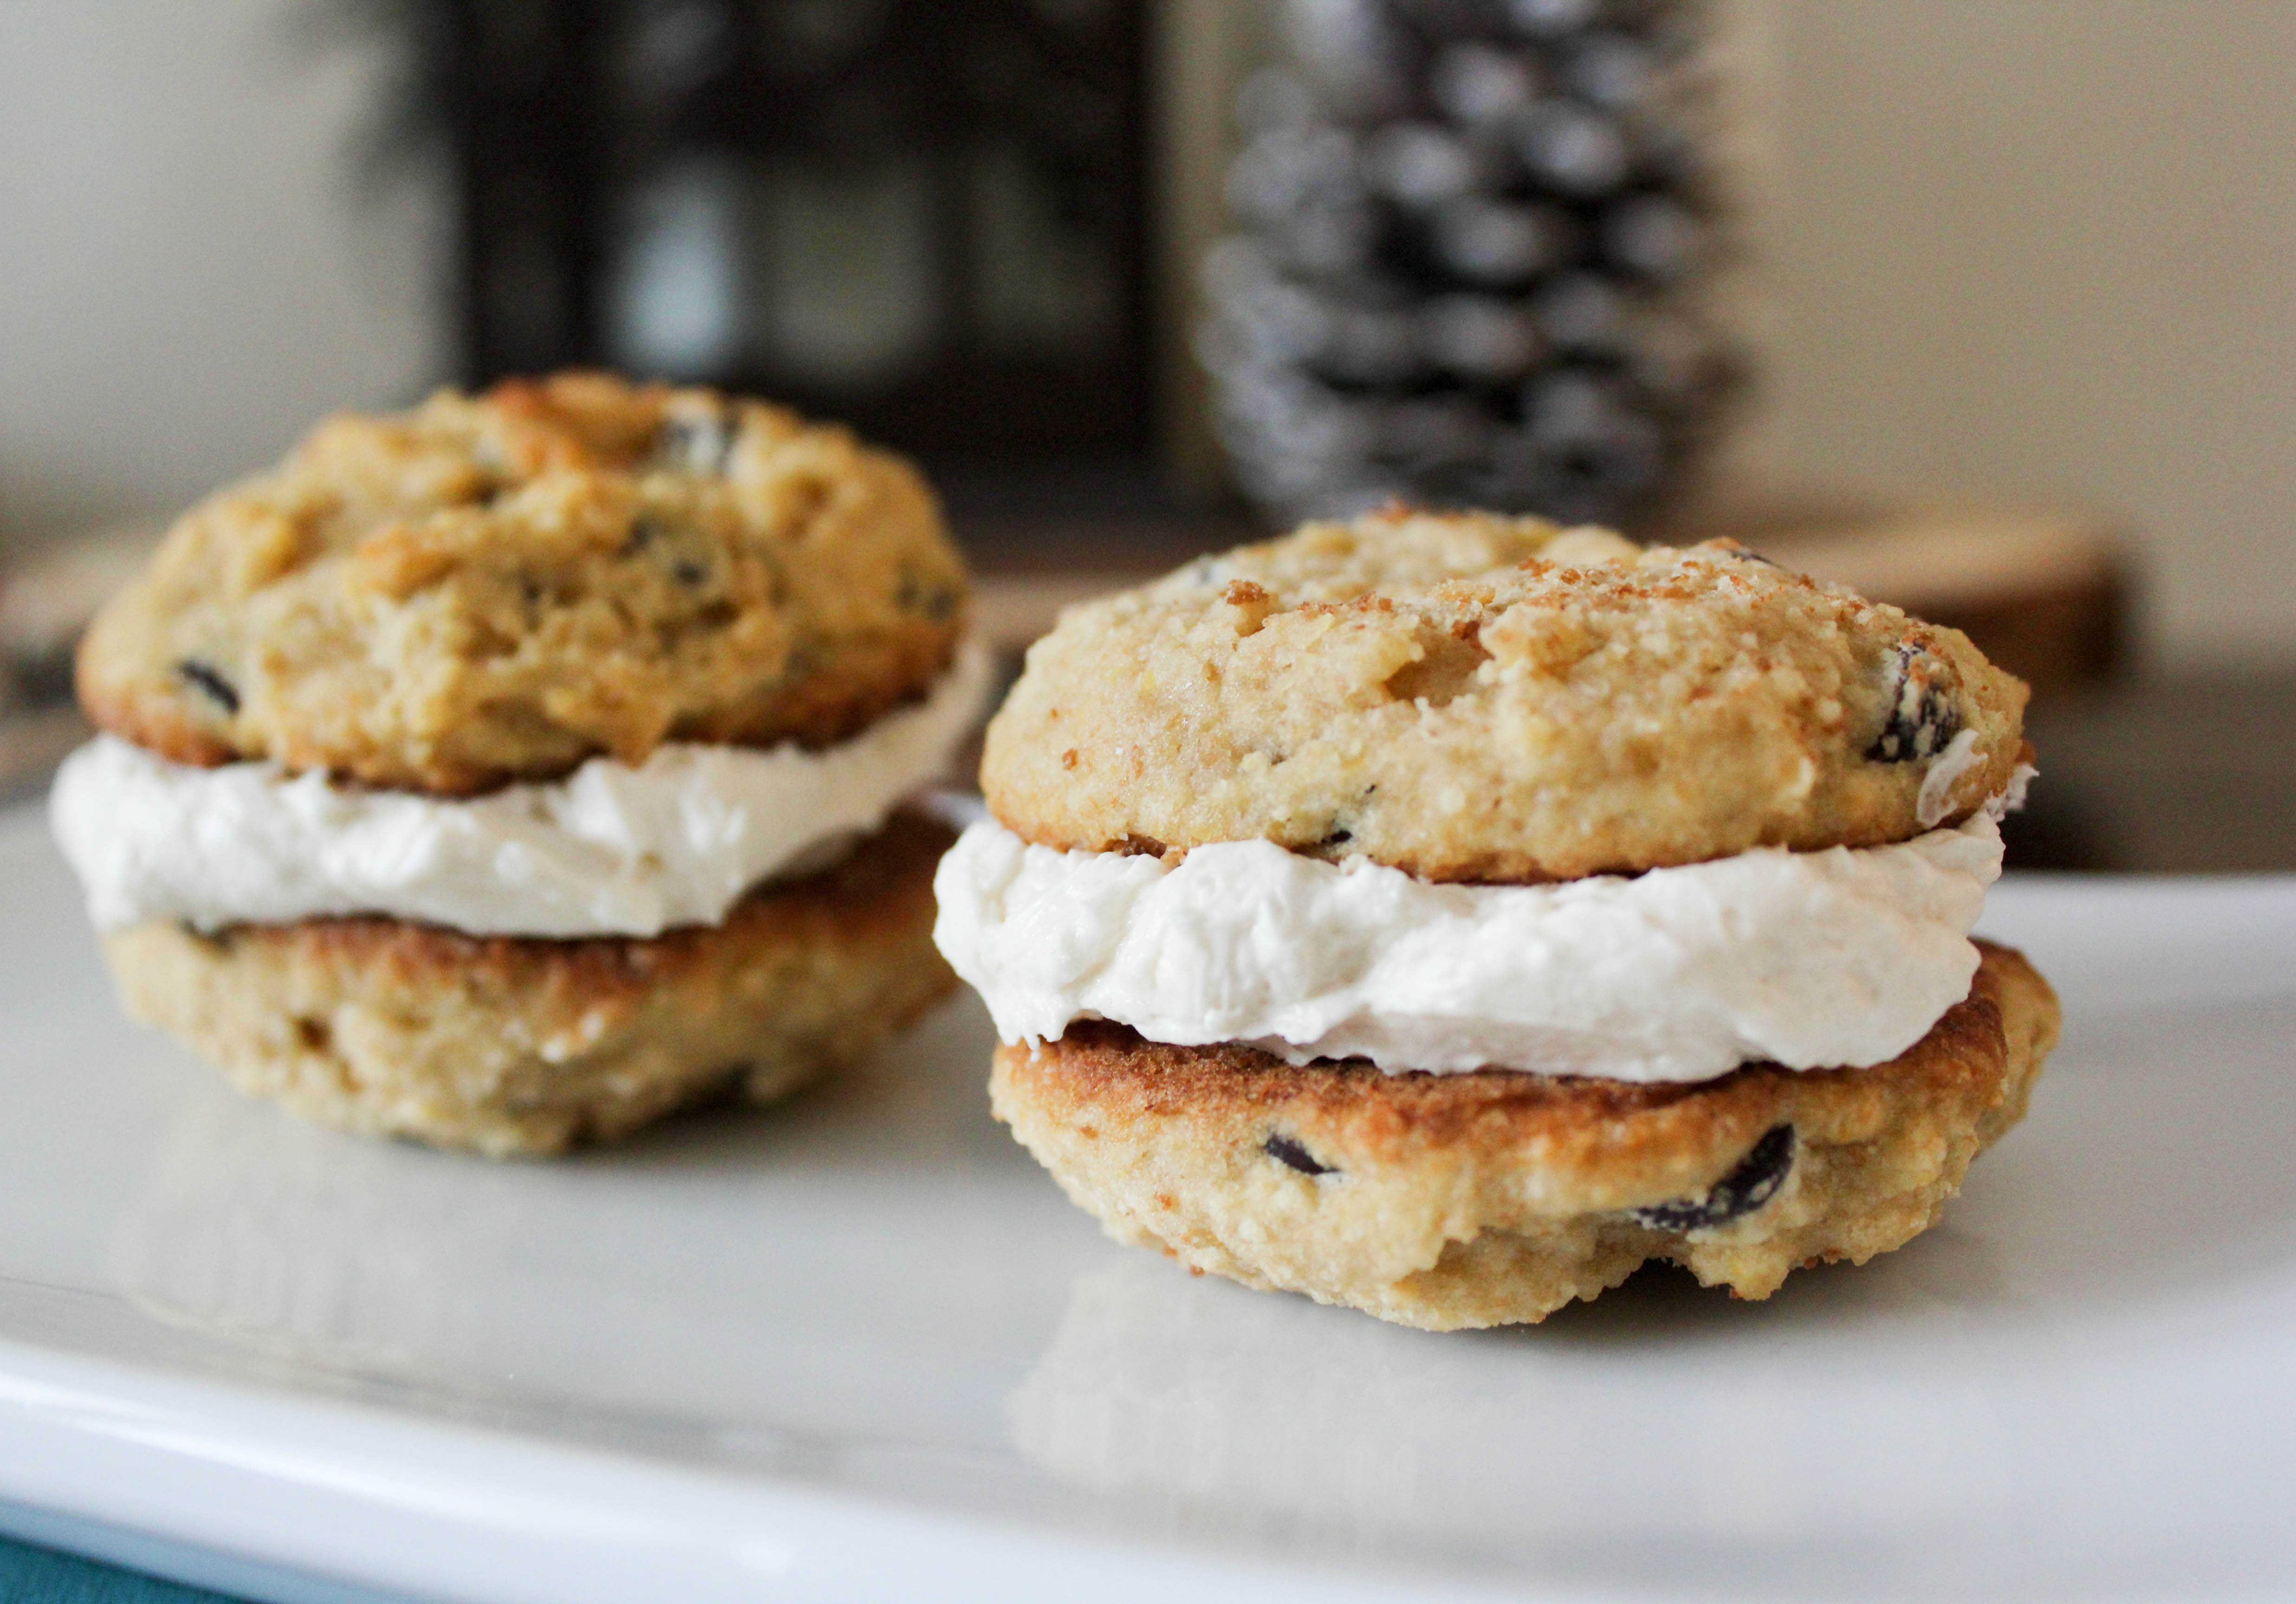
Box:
[0,1536,238,1603]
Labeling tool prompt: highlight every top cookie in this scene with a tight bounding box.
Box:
[78,373,969,794]
[980,508,2028,882]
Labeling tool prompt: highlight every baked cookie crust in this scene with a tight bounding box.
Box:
[105,811,957,1157]
[981,507,2028,881]
[990,941,2058,1330]
[79,373,970,793]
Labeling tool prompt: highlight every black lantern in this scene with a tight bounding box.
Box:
[367,0,1153,461]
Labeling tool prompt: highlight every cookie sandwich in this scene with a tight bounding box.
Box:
[936,508,2060,1329]
[54,373,985,1155]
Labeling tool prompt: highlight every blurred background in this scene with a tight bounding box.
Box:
[1,0,2291,869]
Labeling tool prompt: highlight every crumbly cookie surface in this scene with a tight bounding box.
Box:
[982,508,2028,880]
[992,941,2057,1330]
[79,373,969,793]
[104,811,956,1156]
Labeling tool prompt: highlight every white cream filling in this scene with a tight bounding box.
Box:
[1915,727,1986,828]
[934,779,2026,1084]
[52,641,992,938]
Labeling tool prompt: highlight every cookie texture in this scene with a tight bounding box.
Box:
[79,373,969,793]
[991,940,2057,1330]
[104,811,957,1157]
[981,507,2029,881]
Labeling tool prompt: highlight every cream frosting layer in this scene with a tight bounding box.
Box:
[52,642,991,938]
[933,797,2015,1084]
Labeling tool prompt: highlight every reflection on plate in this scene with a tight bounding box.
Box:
[0,797,2288,1604]
[1001,883,2296,1597]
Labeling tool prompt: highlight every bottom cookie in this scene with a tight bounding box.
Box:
[105,810,957,1157]
[991,941,2059,1330]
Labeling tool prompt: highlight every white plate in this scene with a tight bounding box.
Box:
[0,801,2291,1604]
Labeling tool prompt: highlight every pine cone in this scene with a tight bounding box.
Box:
[1203,0,1739,525]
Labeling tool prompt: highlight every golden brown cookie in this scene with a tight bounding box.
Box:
[78,373,969,794]
[981,507,2028,881]
[105,811,957,1157]
[991,941,2058,1330]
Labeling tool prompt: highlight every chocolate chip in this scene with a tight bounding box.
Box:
[621,516,660,554]
[1631,1124,1794,1232]
[175,659,239,714]
[896,571,957,621]
[1322,828,1352,845]
[1263,1133,1335,1176]
[654,414,735,475]
[671,559,707,586]
[1866,644,1960,763]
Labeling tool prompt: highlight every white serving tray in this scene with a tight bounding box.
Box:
[0,802,2291,1604]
